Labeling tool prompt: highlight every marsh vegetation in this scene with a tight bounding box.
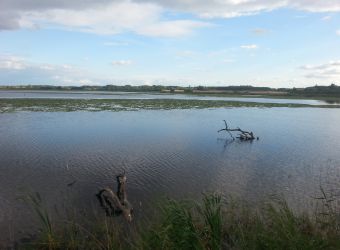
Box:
[20,193,340,250]
[1,98,340,113]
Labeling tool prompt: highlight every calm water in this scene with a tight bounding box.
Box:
[0,90,333,105]
[1,107,340,245]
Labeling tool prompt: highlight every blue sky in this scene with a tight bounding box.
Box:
[0,0,340,87]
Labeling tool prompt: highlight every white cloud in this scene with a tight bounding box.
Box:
[61,64,76,71]
[321,15,332,21]
[0,55,27,70]
[176,50,198,58]
[301,61,340,80]
[2,0,340,36]
[39,64,55,70]
[138,20,210,37]
[136,0,340,18]
[337,30,340,36]
[240,44,258,49]
[0,54,99,85]
[291,1,340,12]
[1,1,209,37]
[78,79,93,85]
[111,60,133,66]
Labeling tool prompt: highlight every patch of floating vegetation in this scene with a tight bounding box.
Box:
[1,98,340,112]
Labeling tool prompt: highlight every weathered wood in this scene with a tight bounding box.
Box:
[218,120,256,141]
[97,171,133,222]
[116,171,133,214]
[117,171,127,203]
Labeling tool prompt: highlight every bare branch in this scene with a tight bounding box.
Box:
[218,120,256,141]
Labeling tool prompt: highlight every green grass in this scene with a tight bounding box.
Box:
[17,193,340,249]
[1,98,340,113]
[20,192,57,249]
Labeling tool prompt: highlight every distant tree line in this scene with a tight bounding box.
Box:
[285,84,340,97]
[0,84,179,92]
[1,84,340,97]
[0,84,278,93]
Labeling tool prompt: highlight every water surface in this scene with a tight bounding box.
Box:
[1,108,340,245]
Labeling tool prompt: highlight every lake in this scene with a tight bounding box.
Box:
[1,96,340,246]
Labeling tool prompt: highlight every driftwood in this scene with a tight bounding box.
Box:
[97,171,133,222]
[218,120,258,141]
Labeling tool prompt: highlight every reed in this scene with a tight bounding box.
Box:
[20,192,340,249]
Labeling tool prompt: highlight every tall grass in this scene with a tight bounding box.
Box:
[142,194,223,250]
[21,192,57,249]
[20,192,340,249]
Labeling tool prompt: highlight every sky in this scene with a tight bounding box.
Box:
[0,0,340,88]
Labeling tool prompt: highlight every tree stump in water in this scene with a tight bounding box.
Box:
[97,171,133,222]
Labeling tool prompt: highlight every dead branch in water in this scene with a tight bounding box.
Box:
[97,171,133,222]
[218,120,258,141]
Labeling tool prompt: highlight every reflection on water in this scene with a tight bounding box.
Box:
[0,90,333,105]
[1,108,340,244]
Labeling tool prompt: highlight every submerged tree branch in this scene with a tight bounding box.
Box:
[218,120,258,141]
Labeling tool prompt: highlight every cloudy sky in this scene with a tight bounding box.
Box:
[1,0,340,87]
